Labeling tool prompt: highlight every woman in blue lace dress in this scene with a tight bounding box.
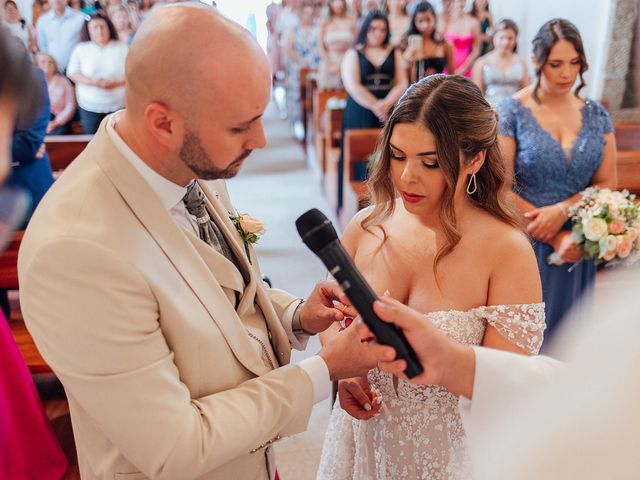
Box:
[498,19,617,344]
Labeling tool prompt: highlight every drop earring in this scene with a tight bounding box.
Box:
[466,173,477,195]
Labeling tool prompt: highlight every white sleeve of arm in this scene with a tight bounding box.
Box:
[458,346,563,443]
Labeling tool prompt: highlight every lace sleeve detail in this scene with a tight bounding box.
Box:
[496,96,518,138]
[476,303,546,354]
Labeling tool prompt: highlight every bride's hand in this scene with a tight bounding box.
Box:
[338,376,381,420]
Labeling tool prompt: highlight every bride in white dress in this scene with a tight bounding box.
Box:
[317,74,546,479]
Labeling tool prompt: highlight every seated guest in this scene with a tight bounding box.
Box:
[402,1,454,82]
[386,0,410,48]
[317,0,355,90]
[443,0,481,77]
[35,52,77,134]
[67,12,128,133]
[3,0,38,54]
[108,4,136,44]
[36,0,86,72]
[472,19,529,106]
[338,9,407,210]
[0,29,68,479]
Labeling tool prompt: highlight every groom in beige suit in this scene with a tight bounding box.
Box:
[18,4,374,480]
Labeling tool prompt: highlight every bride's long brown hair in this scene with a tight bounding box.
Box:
[363,74,520,274]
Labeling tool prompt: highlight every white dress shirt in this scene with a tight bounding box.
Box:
[36,7,86,71]
[106,113,329,404]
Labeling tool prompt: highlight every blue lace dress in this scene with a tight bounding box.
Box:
[497,97,613,343]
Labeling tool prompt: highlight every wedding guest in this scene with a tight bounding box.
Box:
[126,0,143,29]
[435,0,451,35]
[498,18,617,343]
[18,6,373,478]
[0,29,68,480]
[138,0,153,17]
[317,74,544,479]
[35,52,77,134]
[337,9,407,210]
[317,0,355,90]
[386,0,410,48]
[266,1,283,82]
[7,65,55,223]
[284,1,320,125]
[108,4,135,44]
[69,0,97,15]
[470,0,492,56]
[3,0,38,54]
[31,0,50,25]
[472,18,529,106]
[67,12,128,133]
[36,0,86,71]
[402,0,454,82]
[443,0,481,77]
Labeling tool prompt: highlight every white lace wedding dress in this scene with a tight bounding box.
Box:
[317,303,546,480]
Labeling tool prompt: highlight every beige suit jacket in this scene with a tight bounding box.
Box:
[18,120,315,480]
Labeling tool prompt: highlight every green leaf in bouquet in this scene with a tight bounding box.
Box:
[584,240,600,259]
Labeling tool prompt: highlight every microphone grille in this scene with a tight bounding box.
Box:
[296,208,338,253]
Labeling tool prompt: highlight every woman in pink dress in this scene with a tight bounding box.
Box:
[443,0,481,77]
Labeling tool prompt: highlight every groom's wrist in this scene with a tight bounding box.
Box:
[292,300,315,335]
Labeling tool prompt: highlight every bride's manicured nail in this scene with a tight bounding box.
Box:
[364,403,372,411]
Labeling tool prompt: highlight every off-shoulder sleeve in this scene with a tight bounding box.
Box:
[496,97,518,138]
[476,303,546,354]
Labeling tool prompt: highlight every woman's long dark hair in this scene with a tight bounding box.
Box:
[363,74,520,277]
[354,9,390,49]
[531,18,588,103]
[406,1,441,44]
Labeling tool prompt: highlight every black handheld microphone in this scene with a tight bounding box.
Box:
[296,208,423,379]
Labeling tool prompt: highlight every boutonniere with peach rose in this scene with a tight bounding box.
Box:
[230,214,265,264]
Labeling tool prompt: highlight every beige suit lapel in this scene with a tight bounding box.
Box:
[198,181,258,317]
[91,122,271,377]
[199,181,291,365]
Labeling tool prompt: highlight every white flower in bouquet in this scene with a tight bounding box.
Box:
[583,217,608,242]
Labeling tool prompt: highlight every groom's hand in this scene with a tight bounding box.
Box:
[299,280,352,334]
[319,320,377,380]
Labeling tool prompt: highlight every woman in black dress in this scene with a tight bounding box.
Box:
[338,9,407,210]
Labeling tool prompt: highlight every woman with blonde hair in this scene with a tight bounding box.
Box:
[35,52,77,134]
[318,74,545,478]
[317,0,356,90]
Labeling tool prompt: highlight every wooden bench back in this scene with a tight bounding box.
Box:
[45,134,92,172]
[0,230,23,290]
[313,90,347,135]
[341,129,382,222]
[614,122,640,151]
[617,150,640,195]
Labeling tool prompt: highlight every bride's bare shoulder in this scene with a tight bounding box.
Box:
[341,203,392,254]
[471,215,533,260]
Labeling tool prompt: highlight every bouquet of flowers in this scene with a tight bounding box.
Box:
[550,187,640,267]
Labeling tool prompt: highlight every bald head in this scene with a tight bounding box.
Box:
[125,3,270,121]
